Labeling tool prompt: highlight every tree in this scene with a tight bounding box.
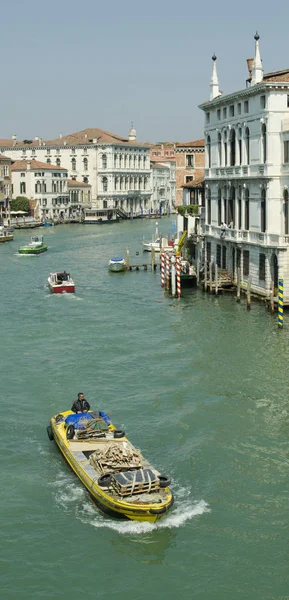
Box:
[10,197,30,214]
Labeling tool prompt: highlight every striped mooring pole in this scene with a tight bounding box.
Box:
[166,253,170,290]
[278,278,284,328]
[176,254,181,297]
[161,252,165,287]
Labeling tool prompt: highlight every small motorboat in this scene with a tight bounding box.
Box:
[18,235,47,254]
[46,410,173,522]
[0,227,13,243]
[48,271,75,293]
[108,257,126,272]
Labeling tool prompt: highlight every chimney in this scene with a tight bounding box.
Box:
[246,58,253,85]
[27,161,31,171]
[84,133,87,139]
[39,138,42,146]
[93,138,97,144]
[64,140,67,146]
[12,134,17,147]
[34,136,39,141]
[60,133,62,139]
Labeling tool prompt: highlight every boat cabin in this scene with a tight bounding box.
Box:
[50,271,70,284]
[30,236,43,245]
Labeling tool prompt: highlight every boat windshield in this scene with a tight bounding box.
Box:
[57,272,70,281]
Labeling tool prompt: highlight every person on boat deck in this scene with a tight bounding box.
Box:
[71,392,90,414]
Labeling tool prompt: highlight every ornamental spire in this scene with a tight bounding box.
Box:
[210,54,220,100]
[251,31,263,85]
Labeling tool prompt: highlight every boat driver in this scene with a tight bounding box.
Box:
[71,392,91,414]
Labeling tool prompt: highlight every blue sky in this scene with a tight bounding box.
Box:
[1,0,288,143]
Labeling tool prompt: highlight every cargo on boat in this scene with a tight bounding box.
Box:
[18,235,47,254]
[47,410,173,522]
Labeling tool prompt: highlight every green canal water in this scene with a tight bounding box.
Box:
[1,219,289,600]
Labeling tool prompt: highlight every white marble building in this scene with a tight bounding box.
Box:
[199,33,289,300]
[11,160,90,220]
[0,126,152,217]
[151,160,176,214]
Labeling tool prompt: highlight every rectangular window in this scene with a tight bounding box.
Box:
[217,109,221,120]
[259,253,266,281]
[287,95,289,108]
[216,244,221,268]
[284,141,289,163]
[238,102,241,115]
[230,105,234,117]
[243,250,249,276]
[260,95,266,109]
[206,241,211,264]
[206,112,210,123]
[186,176,193,183]
[186,155,194,167]
[223,107,227,119]
[244,100,249,113]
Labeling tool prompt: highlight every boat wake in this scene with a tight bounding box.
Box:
[51,473,210,534]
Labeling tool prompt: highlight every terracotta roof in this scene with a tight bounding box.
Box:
[175,139,205,148]
[263,68,289,83]
[0,128,150,148]
[67,179,91,187]
[11,160,67,172]
[182,177,204,189]
[0,154,11,160]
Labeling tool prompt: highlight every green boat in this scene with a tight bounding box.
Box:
[18,235,48,254]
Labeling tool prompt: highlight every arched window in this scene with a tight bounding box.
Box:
[119,177,123,191]
[207,135,211,168]
[102,177,108,192]
[207,188,211,224]
[218,133,222,166]
[71,158,76,171]
[238,187,242,230]
[20,182,26,194]
[102,154,107,169]
[284,189,289,235]
[83,158,88,171]
[47,158,51,164]
[245,128,250,164]
[230,129,236,166]
[35,181,41,193]
[261,124,267,163]
[143,177,147,190]
[56,158,61,166]
[261,188,266,232]
[114,154,117,168]
[124,155,127,168]
[224,131,228,166]
[244,188,249,230]
[218,188,222,225]
[114,177,118,190]
[228,186,235,227]
[238,128,242,165]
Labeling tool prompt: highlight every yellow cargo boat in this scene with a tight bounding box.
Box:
[47,410,174,522]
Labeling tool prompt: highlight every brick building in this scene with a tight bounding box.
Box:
[175,139,205,206]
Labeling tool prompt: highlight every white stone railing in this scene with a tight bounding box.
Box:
[204,224,289,247]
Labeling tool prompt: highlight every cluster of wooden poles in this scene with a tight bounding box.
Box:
[160,251,181,297]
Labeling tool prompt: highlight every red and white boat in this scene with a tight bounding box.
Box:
[48,271,75,294]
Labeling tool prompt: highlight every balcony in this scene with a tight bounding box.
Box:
[204,224,289,248]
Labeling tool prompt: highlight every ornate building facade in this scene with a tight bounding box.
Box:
[0,126,152,217]
[200,34,289,300]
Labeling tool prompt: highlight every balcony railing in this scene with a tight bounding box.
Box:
[204,224,289,247]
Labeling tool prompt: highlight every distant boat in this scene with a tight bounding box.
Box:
[108,257,126,272]
[48,271,75,293]
[18,235,47,254]
[0,227,13,243]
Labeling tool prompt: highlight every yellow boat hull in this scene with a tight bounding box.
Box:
[49,411,173,523]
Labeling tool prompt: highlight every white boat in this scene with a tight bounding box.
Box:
[142,237,174,252]
[108,257,126,272]
[48,271,75,293]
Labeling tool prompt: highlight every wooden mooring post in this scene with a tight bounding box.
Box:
[247,276,251,310]
[166,253,170,290]
[161,252,165,287]
[196,257,200,286]
[171,255,176,297]
[209,262,213,294]
[215,264,218,295]
[278,278,284,328]
[270,281,274,314]
[125,248,130,269]
[151,247,155,271]
[236,267,241,302]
